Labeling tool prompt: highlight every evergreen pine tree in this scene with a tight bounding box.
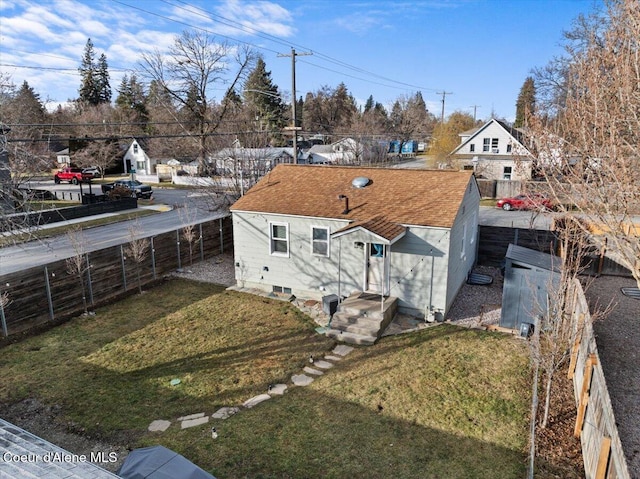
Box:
[78,38,98,104]
[243,57,287,131]
[78,39,111,105]
[97,53,111,104]
[514,77,536,128]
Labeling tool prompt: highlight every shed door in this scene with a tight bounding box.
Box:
[367,243,385,293]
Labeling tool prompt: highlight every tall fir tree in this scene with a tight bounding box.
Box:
[243,57,287,131]
[78,38,111,105]
[96,53,111,104]
[514,77,536,128]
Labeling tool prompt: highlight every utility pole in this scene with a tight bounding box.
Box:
[470,105,481,122]
[278,48,312,164]
[436,91,453,123]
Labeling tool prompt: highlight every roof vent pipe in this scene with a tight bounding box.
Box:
[338,195,349,214]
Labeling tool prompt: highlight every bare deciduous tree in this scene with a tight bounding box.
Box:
[124,222,149,294]
[140,30,256,173]
[531,0,640,288]
[65,226,90,314]
[178,205,200,266]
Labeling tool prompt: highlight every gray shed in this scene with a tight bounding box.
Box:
[117,445,216,479]
[500,244,562,333]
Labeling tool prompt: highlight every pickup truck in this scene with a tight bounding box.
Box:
[54,167,93,185]
[101,179,153,199]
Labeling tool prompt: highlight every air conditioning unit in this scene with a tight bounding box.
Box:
[492,148,499,153]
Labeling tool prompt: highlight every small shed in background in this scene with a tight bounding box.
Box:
[500,244,562,334]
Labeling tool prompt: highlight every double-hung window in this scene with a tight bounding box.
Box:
[269,222,289,256]
[311,227,330,257]
[483,138,490,152]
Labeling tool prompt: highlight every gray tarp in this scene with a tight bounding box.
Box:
[117,445,216,479]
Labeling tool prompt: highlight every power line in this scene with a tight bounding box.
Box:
[111,0,442,95]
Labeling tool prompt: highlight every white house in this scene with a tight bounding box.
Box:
[122,139,157,175]
[211,146,294,176]
[230,165,480,324]
[307,138,363,164]
[450,118,534,181]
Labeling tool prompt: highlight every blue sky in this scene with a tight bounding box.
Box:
[0,0,601,121]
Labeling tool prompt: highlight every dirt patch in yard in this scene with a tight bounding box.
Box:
[0,398,138,473]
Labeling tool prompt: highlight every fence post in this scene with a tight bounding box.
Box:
[199,223,204,261]
[151,236,157,279]
[176,230,182,270]
[219,218,224,254]
[44,266,55,321]
[0,296,7,337]
[120,244,127,291]
[85,253,94,306]
[575,353,597,437]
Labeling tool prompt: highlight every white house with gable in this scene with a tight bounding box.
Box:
[122,139,157,175]
[450,118,534,181]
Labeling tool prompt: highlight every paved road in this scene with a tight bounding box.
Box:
[478,206,554,230]
[0,204,228,276]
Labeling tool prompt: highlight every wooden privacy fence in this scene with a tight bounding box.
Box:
[477,225,558,266]
[0,215,233,337]
[567,279,631,479]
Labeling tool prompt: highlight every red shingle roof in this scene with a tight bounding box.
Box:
[231,165,473,228]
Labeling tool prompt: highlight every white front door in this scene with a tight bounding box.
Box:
[366,243,385,293]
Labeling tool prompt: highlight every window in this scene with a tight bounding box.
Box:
[491,138,499,149]
[273,285,292,294]
[269,222,289,256]
[506,144,512,153]
[469,144,475,153]
[133,144,138,154]
[503,166,512,180]
[483,138,490,152]
[311,227,330,257]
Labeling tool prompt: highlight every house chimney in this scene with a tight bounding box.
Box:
[338,195,349,214]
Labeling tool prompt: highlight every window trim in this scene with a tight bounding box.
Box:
[310,226,330,257]
[469,143,475,153]
[269,222,290,257]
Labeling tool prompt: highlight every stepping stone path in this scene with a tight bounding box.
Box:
[147,344,355,432]
[243,394,271,409]
[291,374,314,386]
[212,407,240,419]
[148,419,171,432]
[313,360,334,370]
[268,383,287,395]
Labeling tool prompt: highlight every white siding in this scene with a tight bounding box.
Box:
[233,213,349,299]
[453,121,533,181]
[446,177,481,312]
[232,177,480,320]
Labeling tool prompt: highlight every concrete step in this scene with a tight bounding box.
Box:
[331,312,384,328]
[329,320,381,337]
[325,329,377,346]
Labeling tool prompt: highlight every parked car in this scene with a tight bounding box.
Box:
[496,193,553,211]
[82,166,101,178]
[54,167,93,185]
[101,179,153,199]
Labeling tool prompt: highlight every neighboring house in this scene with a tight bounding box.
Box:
[211,146,294,176]
[55,148,71,165]
[307,138,363,164]
[122,139,157,175]
[230,165,480,321]
[450,118,533,181]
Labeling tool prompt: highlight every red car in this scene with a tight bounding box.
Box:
[496,193,553,211]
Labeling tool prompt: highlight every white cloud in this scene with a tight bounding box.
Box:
[214,0,295,38]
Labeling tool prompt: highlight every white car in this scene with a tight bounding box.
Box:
[82,167,101,178]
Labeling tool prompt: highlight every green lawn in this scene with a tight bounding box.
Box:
[0,278,533,478]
